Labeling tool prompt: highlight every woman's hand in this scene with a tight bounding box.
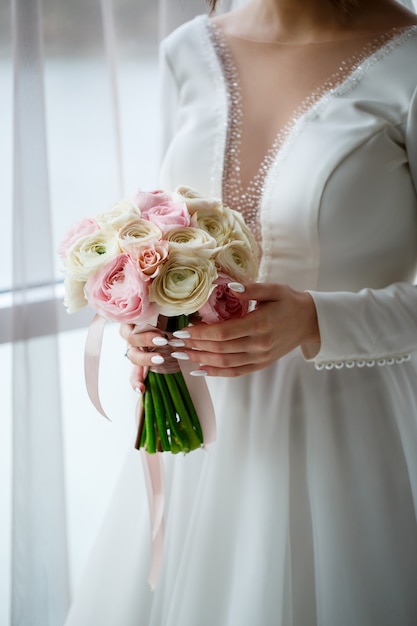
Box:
[119,323,173,392]
[168,282,321,377]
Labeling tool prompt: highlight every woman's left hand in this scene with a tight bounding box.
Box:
[174,282,321,377]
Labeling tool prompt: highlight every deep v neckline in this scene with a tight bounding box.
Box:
[205,17,417,244]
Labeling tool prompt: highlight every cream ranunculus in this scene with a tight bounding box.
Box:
[190,206,237,247]
[173,186,223,214]
[165,226,217,252]
[222,205,258,251]
[96,198,140,229]
[214,240,259,283]
[148,250,218,316]
[63,276,88,313]
[191,204,259,265]
[119,217,163,251]
[64,228,121,281]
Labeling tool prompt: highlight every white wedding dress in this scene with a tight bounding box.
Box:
[65,15,417,626]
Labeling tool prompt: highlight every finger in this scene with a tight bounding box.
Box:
[125,346,166,368]
[174,306,271,344]
[173,343,269,370]
[130,365,147,394]
[183,333,261,357]
[126,330,169,349]
[228,281,284,303]
[191,360,270,378]
[119,323,135,340]
[173,315,252,344]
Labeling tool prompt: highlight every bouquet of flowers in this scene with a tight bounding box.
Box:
[59,186,258,455]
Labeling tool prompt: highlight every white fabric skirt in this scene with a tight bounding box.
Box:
[64,350,417,626]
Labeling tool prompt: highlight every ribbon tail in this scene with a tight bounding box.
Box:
[178,360,216,445]
[84,313,111,420]
[141,450,165,590]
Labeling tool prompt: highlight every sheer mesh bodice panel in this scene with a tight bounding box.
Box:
[207,20,416,245]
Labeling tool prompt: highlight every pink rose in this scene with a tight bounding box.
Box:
[133,188,191,232]
[85,252,156,324]
[142,200,191,233]
[58,218,100,259]
[198,273,249,324]
[133,189,172,212]
[131,240,169,279]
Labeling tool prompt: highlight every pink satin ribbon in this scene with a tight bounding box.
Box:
[140,450,165,590]
[84,314,216,589]
[84,314,111,420]
[178,359,216,445]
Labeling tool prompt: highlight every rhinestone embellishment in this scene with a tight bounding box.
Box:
[206,20,417,249]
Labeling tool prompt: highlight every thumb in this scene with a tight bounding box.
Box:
[228,281,283,302]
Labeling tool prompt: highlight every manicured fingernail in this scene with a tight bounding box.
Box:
[190,369,208,377]
[171,351,190,360]
[134,387,142,394]
[173,330,191,339]
[152,336,168,346]
[151,355,165,365]
[168,339,186,347]
[228,282,245,293]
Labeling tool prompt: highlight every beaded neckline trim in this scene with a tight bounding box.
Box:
[206,18,417,247]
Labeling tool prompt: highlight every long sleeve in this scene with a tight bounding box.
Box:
[306,84,417,370]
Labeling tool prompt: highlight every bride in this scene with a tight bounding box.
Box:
[65,0,417,624]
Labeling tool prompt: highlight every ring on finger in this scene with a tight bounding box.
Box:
[124,345,133,358]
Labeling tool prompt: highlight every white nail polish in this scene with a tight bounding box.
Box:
[228,282,245,293]
[173,330,191,339]
[151,355,165,365]
[190,369,208,377]
[134,387,141,394]
[171,351,190,361]
[152,336,168,346]
[168,339,186,347]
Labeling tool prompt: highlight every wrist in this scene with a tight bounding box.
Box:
[296,291,321,353]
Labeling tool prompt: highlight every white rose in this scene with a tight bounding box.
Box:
[165,227,217,252]
[96,198,140,229]
[173,186,223,214]
[119,217,162,251]
[63,277,87,313]
[64,228,121,281]
[214,240,259,283]
[149,250,218,316]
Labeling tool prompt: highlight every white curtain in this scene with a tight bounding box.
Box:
[3,0,416,624]
[11,1,69,624]
[3,2,222,625]
[401,0,417,9]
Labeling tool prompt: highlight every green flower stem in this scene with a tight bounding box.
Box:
[166,313,189,333]
[148,372,171,452]
[155,373,192,453]
[135,315,203,455]
[144,388,157,454]
[140,421,147,448]
[164,373,203,450]
[154,372,185,451]
[135,409,145,449]
[177,314,189,330]
[174,371,204,443]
